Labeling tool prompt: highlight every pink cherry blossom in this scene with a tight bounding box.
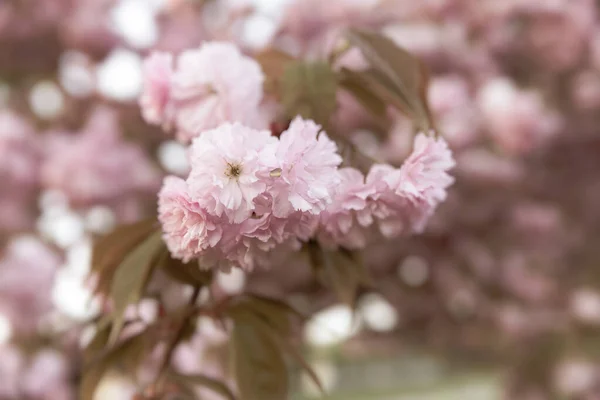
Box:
[22,349,73,400]
[0,111,40,232]
[367,133,455,237]
[265,117,342,218]
[187,123,276,223]
[318,167,375,249]
[477,77,562,155]
[41,107,161,207]
[0,236,61,335]
[139,52,174,126]
[158,176,223,263]
[170,42,265,142]
[0,346,23,399]
[398,132,455,206]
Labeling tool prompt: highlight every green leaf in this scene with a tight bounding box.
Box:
[83,322,112,366]
[346,29,433,132]
[108,230,165,345]
[255,48,296,96]
[159,250,214,287]
[231,315,289,400]
[338,67,388,119]
[259,325,325,396]
[91,219,158,296]
[309,243,371,307]
[226,295,304,336]
[169,372,237,400]
[281,61,338,127]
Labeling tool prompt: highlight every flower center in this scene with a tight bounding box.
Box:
[225,162,243,179]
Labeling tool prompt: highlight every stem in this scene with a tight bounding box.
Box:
[155,285,202,393]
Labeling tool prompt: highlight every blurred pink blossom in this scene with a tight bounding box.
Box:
[0,236,60,335]
[140,52,174,127]
[41,107,161,207]
[170,42,265,143]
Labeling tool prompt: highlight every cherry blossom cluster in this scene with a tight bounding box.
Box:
[140,42,266,143]
[158,116,454,271]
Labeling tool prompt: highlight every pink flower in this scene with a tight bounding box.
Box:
[318,167,375,249]
[0,111,40,232]
[158,176,222,263]
[265,117,342,218]
[477,77,562,154]
[0,111,39,188]
[367,133,455,237]
[366,164,432,237]
[171,42,265,142]
[187,123,276,223]
[41,107,161,206]
[0,236,61,335]
[140,52,174,126]
[0,346,23,399]
[398,133,455,206]
[22,349,73,400]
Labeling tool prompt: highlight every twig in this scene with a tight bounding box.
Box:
[155,285,202,394]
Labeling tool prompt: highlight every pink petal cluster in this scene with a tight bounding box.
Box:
[158,118,341,270]
[318,133,455,246]
[41,107,161,207]
[264,118,342,217]
[140,42,265,143]
[477,77,562,155]
[139,52,174,126]
[0,346,72,400]
[159,121,455,268]
[317,167,374,249]
[0,111,40,233]
[0,236,61,335]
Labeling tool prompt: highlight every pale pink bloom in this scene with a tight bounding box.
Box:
[140,52,174,126]
[571,70,600,111]
[171,42,265,142]
[0,111,39,188]
[187,123,276,223]
[158,176,222,263]
[0,236,60,335]
[0,111,40,232]
[367,133,455,237]
[265,117,342,218]
[0,346,23,399]
[22,349,73,400]
[366,164,433,237]
[41,107,161,206]
[318,168,375,249]
[477,78,562,155]
[398,133,455,206]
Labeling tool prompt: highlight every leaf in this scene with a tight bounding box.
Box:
[159,250,214,287]
[231,315,289,400]
[80,329,152,400]
[83,322,112,366]
[241,312,325,397]
[91,219,158,296]
[108,231,165,345]
[169,372,237,400]
[226,295,304,336]
[308,243,370,307]
[346,29,433,131]
[258,323,325,395]
[281,61,338,127]
[338,67,387,118]
[255,48,296,96]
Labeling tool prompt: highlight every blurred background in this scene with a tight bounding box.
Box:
[1,0,600,399]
